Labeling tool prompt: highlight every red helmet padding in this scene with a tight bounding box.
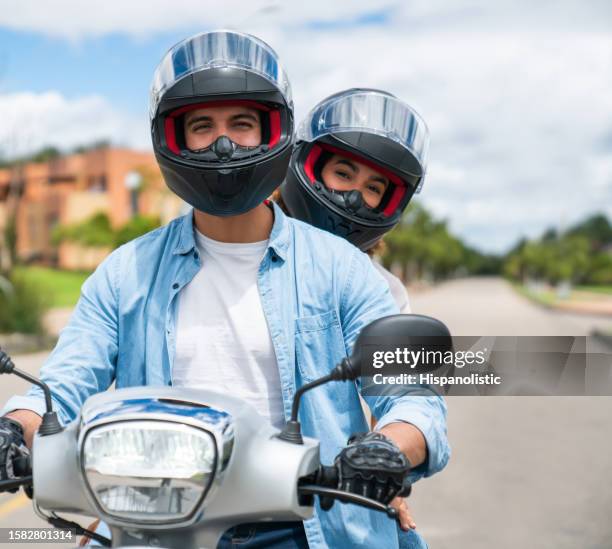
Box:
[382,184,406,217]
[163,100,281,155]
[268,110,281,148]
[302,143,407,218]
[303,144,323,183]
[165,116,180,154]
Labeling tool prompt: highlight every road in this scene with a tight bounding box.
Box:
[409,276,612,337]
[408,277,612,549]
[0,352,81,549]
[0,277,611,548]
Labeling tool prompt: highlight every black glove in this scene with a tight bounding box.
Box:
[334,431,411,505]
[0,417,31,493]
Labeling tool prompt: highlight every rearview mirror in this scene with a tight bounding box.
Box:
[348,314,453,376]
[278,314,451,445]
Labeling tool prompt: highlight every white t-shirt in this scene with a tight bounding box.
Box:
[372,260,411,313]
[172,230,285,429]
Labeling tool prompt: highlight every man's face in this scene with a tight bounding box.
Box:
[184,105,262,150]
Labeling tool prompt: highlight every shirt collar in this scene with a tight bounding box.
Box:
[267,200,289,261]
[173,209,197,256]
[173,201,290,261]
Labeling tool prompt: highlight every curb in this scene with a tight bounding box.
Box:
[592,330,612,350]
[0,333,57,355]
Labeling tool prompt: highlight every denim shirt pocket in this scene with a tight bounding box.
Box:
[295,309,347,383]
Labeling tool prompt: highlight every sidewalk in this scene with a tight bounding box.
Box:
[553,294,612,316]
[42,307,73,337]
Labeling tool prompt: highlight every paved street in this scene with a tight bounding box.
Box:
[0,277,611,548]
[409,276,612,337]
[0,353,81,549]
[408,277,612,549]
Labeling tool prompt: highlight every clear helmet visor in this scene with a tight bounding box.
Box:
[297,90,429,173]
[150,30,292,119]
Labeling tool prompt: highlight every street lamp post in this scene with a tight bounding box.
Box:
[124,170,142,218]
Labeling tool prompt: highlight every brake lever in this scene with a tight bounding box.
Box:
[298,484,398,520]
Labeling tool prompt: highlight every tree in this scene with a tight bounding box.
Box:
[382,202,479,282]
[30,146,61,163]
[567,213,612,252]
[52,212,114,247]
[3,214,17,273]
[586,253,612,285]
[114,215,161,247]
[52,212,161,250]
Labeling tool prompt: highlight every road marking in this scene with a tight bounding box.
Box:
[0,493,29,517]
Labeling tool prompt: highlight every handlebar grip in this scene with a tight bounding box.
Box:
[398,478,412,498]
[0,477,32,493]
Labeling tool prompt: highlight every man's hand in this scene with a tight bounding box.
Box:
[5,410,42,449]
[390,496,417,531]
[0,417,31,492]
[334,431,411,505]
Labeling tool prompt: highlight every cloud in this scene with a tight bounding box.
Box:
[1,2,612,251]
[0,92,149,157]
[1,1,610,40]
[273,26,612,251]
[0,1,399,40]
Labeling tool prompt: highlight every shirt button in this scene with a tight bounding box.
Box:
[172,283,179,290]
[271,254,278,263]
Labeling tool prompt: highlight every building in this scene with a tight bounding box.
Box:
[0,147,183,270]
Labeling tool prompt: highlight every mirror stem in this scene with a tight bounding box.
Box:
[0,348,63,436]
[278,358,357,445]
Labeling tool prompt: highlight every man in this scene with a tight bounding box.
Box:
[0,31,448,548]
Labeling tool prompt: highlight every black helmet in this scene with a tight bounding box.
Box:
[150,30,294,216]
[280,89,429,251]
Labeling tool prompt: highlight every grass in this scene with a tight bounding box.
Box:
[513,283,558,307]
[513,281,612,311]
[13,266,91,308]
[576,285,612,296]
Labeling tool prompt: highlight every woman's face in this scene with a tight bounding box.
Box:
[320,154,389,208]
[184,105,262,150]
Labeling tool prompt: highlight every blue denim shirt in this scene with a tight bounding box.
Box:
[2,202,449,549]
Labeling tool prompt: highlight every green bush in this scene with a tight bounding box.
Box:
[0,271,49,334]
[587,253,612,285]
[53,213,160,249]
[14,266,90,308]
[114,215,161,247]
[52,212,114,247]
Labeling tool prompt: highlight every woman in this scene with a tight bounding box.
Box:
[277,88,429,313]
[277,89,433,548]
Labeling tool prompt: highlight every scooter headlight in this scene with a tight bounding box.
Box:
[81,421,216,524]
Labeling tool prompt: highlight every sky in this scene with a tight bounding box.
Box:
[0,0,611,253]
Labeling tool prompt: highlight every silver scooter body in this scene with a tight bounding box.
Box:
[32,386,320,548]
